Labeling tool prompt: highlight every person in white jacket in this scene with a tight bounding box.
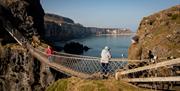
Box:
[100,46,111,75]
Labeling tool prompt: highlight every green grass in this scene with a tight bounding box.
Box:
[46,79,68,91]
[46,77,150,91]
[171,14,179,20]
[79,84,97,91]
[176,14,180,24]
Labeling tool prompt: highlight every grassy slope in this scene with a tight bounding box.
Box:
[46,77,150,91]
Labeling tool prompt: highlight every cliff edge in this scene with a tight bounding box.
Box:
[128,5,180,59]
[0,0,55,91]
[0,0,45,43]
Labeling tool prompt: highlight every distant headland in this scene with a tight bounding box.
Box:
[44,13,133,42]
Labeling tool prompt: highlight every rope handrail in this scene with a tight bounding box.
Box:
[118,58,180,75]
[34,48,100,61]
[37,46,146,62]
[122,76,180,82]
[5,28,23,46]
[54,51,99,59]
[37,49,148,62]
[38,45,147,62]
[38,45,99,59]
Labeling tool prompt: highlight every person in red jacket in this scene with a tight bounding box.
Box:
[46,46,53,62]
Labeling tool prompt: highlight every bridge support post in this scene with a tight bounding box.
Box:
[115,72,122,80]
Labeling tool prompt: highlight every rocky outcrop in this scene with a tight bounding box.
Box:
[0,0,59,91]
[128,5,180,59]
[0,0,45,43]
[44,21,90,42]
[45,13,74,24]
[0,44,55,91]
[64,42,90,54]
[44,13,91,42]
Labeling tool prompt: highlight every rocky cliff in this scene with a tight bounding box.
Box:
[0,0,57,91]
[44,13,132,42]
[0,0,45,43]
[128,5,180,59]
[45,13,74,24]
[0,44,56,91]
[44,13,91,42]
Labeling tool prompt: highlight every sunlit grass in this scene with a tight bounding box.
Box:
[46,77,150,91]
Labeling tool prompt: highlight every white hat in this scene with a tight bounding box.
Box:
[104,46,109,50]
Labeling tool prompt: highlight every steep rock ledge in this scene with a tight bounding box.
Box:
[0,0,45,42]
[0,0,58,91]
[44,13,91,42]
[128,5,180,59]
[0,44,55,91]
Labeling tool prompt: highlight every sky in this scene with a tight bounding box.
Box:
[40,0,179,31]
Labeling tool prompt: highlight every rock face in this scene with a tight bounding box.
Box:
[0,0,45,43]
[44,13,91,42]
[45,13,74,24]
[0,44,55,91]
[0,0,57,91]
[63,42,90,54]
[128,5,180,59]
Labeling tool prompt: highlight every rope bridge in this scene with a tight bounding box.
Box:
[4,22,134,78]
[4,22,180,83]
[33,48,127,78]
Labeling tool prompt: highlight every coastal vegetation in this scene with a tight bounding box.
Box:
[46,77,150,91]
